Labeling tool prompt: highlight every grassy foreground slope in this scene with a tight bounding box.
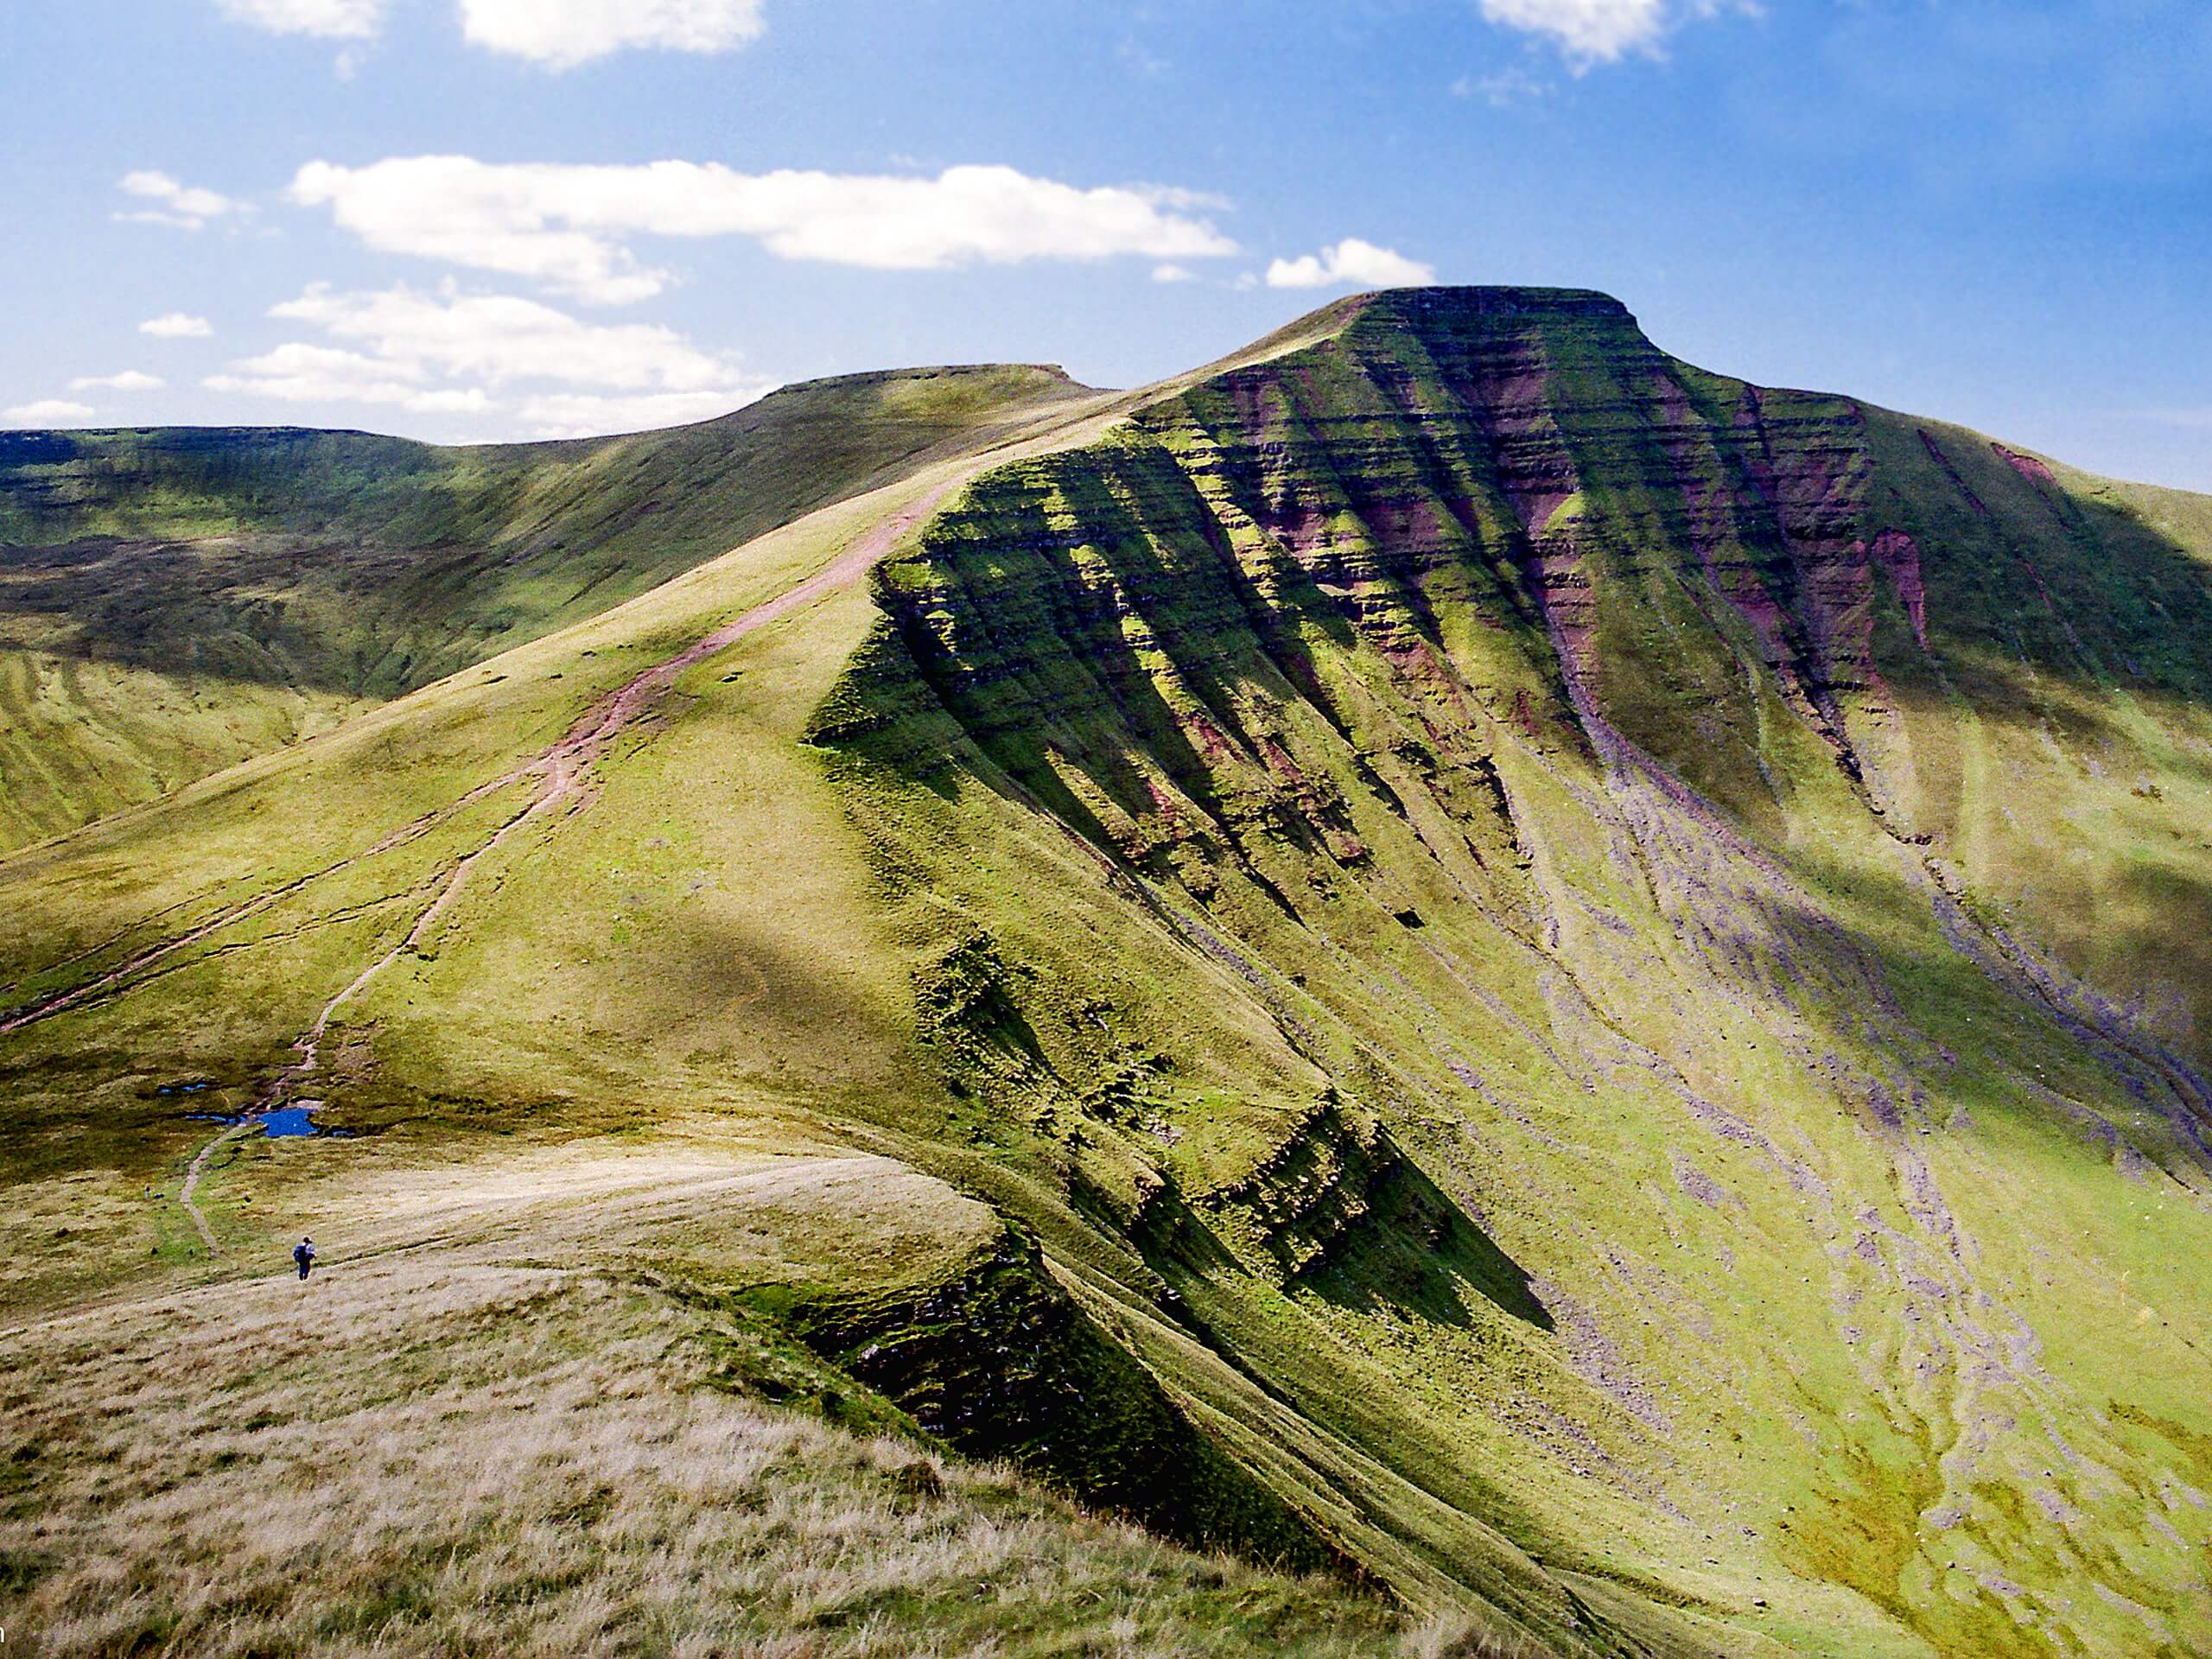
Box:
[3,1147,1421,1659]
[7,289,2212,1658]
[0,365,1095,851]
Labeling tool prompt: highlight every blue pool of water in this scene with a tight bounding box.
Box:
[261,1106,320,1137]
[178,1103,358,1137]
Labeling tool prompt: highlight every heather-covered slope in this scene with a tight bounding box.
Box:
[6,289,2212,1659]
[0,364,1095,850]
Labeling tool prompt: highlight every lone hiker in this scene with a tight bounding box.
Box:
[293,1236,316,1281]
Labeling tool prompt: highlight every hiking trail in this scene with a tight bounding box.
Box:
[48,480,964,1255]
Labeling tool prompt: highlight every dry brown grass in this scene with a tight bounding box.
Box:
[0,1250,1415,1659]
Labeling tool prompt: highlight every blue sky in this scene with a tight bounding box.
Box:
[5,0,2208,488]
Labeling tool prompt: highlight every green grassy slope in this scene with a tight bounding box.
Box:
[6,289,2212,1658]
[0,365,1097,850]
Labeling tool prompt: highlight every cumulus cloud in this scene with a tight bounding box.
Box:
[1475,0,1739,63]
[204,341,458,411]
[215,0,387,39]
[116,170,251,232]
[288,156,1238,303]
[1265,238,1436,289]
[140,313,216,338]
[515,390,763,437]
[205,283,767,435]
[3,399,98,427]
[270,283,749,391]
[460,0,765,68]
[1151,263,1198,283]
[214,0,767,65]
[69,371,167,391]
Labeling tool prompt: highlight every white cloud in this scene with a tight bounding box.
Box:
[3,399,98,427]
[216,0,386,38]
[517,389,764,437]
[460,0,765,67]
[140,312,216,338]
[270,283,747,391]
[289,156,1238,304]
[1475,0,1741,63]
[204,341,454,411]
[1265,238,1436,289]
[69,371,167,391]
[216,0,768,66]
[205,283,767,435]
[116,170,251,232]
[1453,65,1552,104]
[1152,263,1198,283]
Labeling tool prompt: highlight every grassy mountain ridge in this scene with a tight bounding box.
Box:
[5,289,2212,1657]
[0,364,1098,850]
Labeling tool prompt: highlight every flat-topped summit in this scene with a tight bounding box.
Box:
[1354,283,1637,321]
[1333,284,1656,365]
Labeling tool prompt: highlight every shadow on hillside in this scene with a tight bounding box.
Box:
[1294,1145,1554,1332]
[825,374,2212,1232]
[0,535,464,698]
[1869,421,2212,714]
[1751,837,2212,1192]
[1130,1134,1551,1335]
[871,446,1345,865]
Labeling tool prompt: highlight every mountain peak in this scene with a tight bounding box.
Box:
[1338,284,1649,355]
[1356,283,1636,321]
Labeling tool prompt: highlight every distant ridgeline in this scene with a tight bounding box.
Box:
[0,364,1090,849]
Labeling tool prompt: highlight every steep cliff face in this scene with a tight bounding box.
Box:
[813,289,2212,1656]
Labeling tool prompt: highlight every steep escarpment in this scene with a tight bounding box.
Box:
[810,289,2212,1657]
[831,292,1945,883]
